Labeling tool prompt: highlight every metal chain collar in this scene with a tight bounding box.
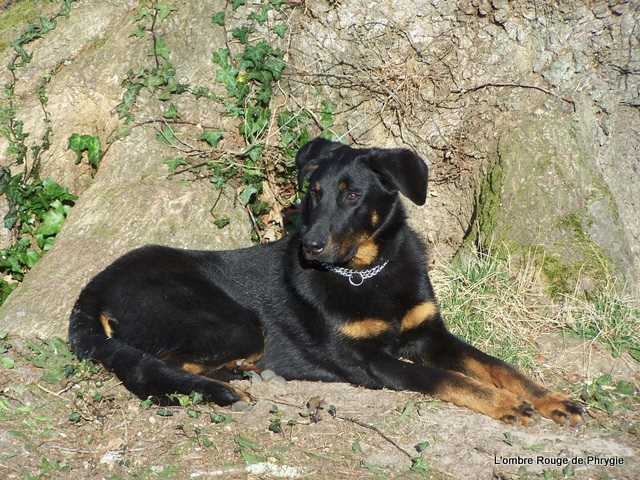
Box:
[321,260,390,287]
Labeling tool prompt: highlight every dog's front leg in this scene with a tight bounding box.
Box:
[401,316,583,426]
[436,337,584,426]
[365,354,535,425]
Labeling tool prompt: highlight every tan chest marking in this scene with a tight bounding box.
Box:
[340,318,390,339]
[400,301,438,332]
[99,312,114,338]
[351,239,379,268]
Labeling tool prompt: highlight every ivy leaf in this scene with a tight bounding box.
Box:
[213,216,230,229]
[131,24,146,38]
[67,134,102,170]
[24,249,40,269]
[163,157,188,173]
[36,207,65,237]
[163,103,179,119]
[238,185,258,206]
[232,26,253,44]
[211,11,226,26]
[273,23,287,38]
[135,6,151,21]
[154,35,171,61]
[249,6,269,24]
[200,131,224,148]
[0,356,14,369]
[156,3,175,21]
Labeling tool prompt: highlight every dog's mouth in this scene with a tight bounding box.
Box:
[302,235,378,269]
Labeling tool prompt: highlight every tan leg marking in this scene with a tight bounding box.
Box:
[435,371,535,425]
[181,362,205,375]
[99,312,114,338]
[462,357,584,426]
[340,318,390,339]
[400,301,439,332]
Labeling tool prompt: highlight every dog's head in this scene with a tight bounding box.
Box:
[296,137,428,267]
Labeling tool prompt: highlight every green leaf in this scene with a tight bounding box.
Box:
[156,126,177,146]
[68,412,81,423]
[156,3,175,21]
[163,157,188,173]
[200,131,224,148]
[24,249,40,269]
[0,356,14,369]
[615,380,635,396]
[131,24,146,38]
[249,6,269,24]
[163,103,179,119]
[232,26,253,44]
[414,441,430,453]
[268,418,282,433]
[154,35,171,61]
[273,23,287,38]
[231,0,246,9]
[213,217,230,229]
[36,208,65,236]
[67,134,102,170]
[239,185,258,206]
[211,11,226,26]
[210,412,230,424]
[411,457,429,474]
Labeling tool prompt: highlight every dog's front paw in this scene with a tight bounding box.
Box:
[499,400,536,426]
[492,391,536,426]
[534,392,584,426]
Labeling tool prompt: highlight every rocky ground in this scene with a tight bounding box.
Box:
[0,331,638,480]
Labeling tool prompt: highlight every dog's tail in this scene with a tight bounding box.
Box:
[67,291,242,405]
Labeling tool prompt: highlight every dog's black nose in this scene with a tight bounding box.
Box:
[302,239,325,257]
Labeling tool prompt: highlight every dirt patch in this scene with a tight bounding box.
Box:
[0,335,638,480]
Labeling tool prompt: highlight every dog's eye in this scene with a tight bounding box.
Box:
[345,191,360,202]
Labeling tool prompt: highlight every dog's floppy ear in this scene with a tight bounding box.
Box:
[366,148,428,205]
[295,137,344,189]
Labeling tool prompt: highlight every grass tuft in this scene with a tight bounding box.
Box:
[562,285,640,361]
[432,250,550,371]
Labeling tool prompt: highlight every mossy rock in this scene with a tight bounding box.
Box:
[469,113,630,295]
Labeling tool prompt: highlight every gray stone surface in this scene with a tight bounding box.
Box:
[289,0,640,289]
[0,1,251,336]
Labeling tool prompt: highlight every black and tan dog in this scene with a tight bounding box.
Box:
[69,138,583,425]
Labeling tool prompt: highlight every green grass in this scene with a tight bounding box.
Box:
[434,249,640,375]
[434,251,542,370]
[565,287,640,361]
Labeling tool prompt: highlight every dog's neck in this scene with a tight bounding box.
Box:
[355,197,408,268]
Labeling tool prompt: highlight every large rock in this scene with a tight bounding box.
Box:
[287,0,640,289]
[0,126,251,337]
[0,0,254,336]
[471,111,634,294]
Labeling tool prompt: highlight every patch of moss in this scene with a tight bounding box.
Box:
[475,155,504,250]
[0,0,52,53]
[540,251,578,297]
[456,154,505,260]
